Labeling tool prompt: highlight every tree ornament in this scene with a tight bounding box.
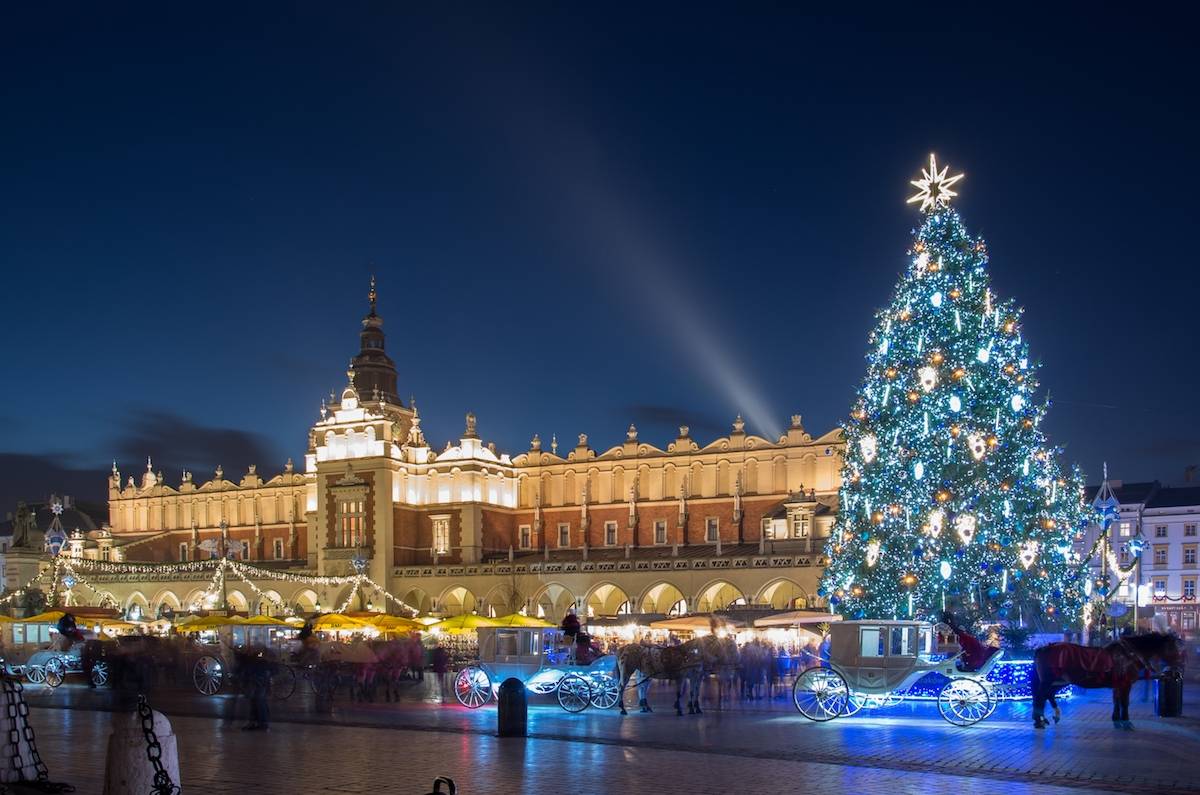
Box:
[907,153,964,212]
[865,541,881,567]
[967,433,987,461]
[1019,540,1040,569]
[918,366,938,392]
[955,514,977,543]
[859,434,878,463]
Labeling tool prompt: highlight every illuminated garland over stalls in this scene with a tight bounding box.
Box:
[58,557,418,616]
[0,570,49,607]
[819,156,1092,627]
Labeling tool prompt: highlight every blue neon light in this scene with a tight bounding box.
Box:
[890,659,1072,701]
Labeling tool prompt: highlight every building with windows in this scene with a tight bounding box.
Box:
[1076,479,1200,636]
[47,284,845,621]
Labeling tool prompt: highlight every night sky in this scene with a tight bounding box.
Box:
[2,5,1197,510]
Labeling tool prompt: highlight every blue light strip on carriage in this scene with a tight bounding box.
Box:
[891,659,1073,701]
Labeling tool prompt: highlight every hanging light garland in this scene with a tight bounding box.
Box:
[333,579,361,614]
[0,570,48,607]
[58,554,418,616]
[1101,537,1140,580]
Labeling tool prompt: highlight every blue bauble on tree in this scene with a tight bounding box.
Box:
[997,607,1009,619]
[992,563,1005,573]
[860,531,871,541]
[1052,589,1062,599]
[853,609,866,620]
[830,596,841,606]
[987,586,1000,598]
[979,561,990,571]
[913,546,923,558]
[999,535,1012,546]
[817,586,827,597]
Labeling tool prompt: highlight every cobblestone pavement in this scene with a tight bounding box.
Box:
[21,678,1200,794]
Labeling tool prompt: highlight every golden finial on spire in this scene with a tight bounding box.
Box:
[368,274,377,315]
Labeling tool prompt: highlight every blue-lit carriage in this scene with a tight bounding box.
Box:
[793,619,1003,726]
[453,627,620,712]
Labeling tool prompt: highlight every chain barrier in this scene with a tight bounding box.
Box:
[137,695,179,795]
[1,677,73,793]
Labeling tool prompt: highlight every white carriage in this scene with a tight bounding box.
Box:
[792,619,1000,726]
[454,626,620,712]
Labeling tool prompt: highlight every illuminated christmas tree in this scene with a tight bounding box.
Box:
[820,156,1090,627]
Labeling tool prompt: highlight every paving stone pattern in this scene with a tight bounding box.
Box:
[21,679,1200,795]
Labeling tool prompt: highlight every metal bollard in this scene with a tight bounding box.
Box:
[1156,670,1184,718]
[496,677,527,737]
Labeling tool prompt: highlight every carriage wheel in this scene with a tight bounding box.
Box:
[44,658,65,689]
[792,667,849,721]
[981,684,998,719]
[25,666,46,685]
[193,656,224,696]
[556,674,591,713]
[938,678,991,726]
[90,662,110,687]
[454,667,492,709]
[587,673,621,710]
[272,665,297,700]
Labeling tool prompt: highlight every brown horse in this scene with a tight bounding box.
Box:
[1031,632,1182,730]
[615,635,737,716]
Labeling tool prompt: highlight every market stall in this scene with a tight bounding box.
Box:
[428,614,498,666]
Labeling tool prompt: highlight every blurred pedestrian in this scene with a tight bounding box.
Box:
[242,645,273,731]
[432,644,451,703]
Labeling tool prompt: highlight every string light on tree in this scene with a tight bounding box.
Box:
[820,155,1091,625]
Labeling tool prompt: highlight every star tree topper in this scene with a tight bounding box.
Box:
[907,153,964,211]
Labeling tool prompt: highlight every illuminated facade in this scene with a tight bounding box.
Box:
[79,285,846,620]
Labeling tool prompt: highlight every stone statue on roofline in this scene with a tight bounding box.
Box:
[11,502,43,550]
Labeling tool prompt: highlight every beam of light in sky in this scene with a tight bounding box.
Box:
[545,149,784,441]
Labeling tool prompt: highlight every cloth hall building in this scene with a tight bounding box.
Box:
[70,286,845,622]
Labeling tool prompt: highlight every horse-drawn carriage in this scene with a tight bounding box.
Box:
[5,641,110,688]
[1,616,111,688]
[792,619,998,726]
[454,627,621,712]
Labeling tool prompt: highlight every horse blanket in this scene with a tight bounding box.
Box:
[1036,642,1119,687]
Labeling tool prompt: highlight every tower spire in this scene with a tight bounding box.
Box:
[368,274,377,316]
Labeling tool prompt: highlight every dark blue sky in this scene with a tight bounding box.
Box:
[2,4,1197,509]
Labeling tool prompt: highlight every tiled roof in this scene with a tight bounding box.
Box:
[1146,486,1200,509]
[1086,481,1160,505]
